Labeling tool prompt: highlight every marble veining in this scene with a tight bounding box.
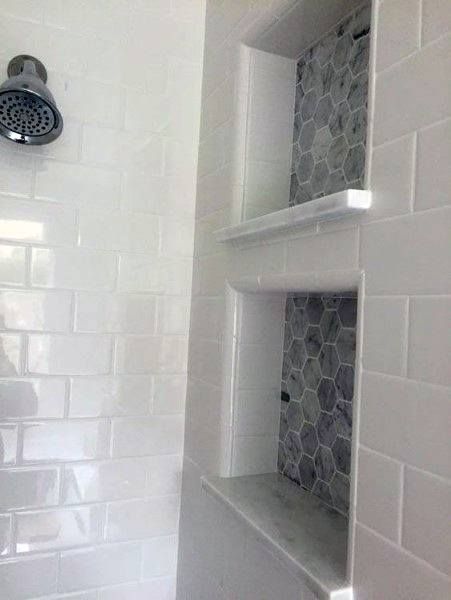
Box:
[279,293,357,516]
[202,473,350,600]
[290,1,371,206]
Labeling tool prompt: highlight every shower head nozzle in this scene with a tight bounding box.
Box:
[0,55,63,146]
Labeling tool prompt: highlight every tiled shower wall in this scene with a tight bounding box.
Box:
[290,2,370,205]
[0,2,204,599]
[278,293,357,515]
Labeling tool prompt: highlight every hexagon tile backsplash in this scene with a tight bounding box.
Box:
[290,1,371,205]
[278,293,357,516]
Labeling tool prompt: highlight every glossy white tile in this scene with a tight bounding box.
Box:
[422,0,451,44]
[0,334,22,376]
[0,146,33,197]
[142,535,178,578]
[376,0,420,71]
[114,336,159,374]
[31,247,117,291]
[106,495,180,541]
[146,454,183,497]
[112,415,184,458]
[153,374,186,415]
[0,378,66,419]
[156,297,190,335]
[78,211,159,254]
[22,420,109,463]
[0,196,77,246]
[0,513,11,556]
[58,542,141,593]
[0,290,72,332]
[62,458,147,505]
[75,293,156,334]
[35,160,121,210]
[27,334,112,375]
[15,504,104,553]
[416,118,451,210]
[0,423,18,465]
[0,554,58,599]
[117,255,160,293]
[0,467,59,511]
[69,376,151,417]
[356,448,402,541]
[403,467,451,575]
[0,245,27,287]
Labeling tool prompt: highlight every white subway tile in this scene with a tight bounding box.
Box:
[374,34,451,144]
[59,542,141,593]
[0,513,11,555]
[0,196,76,245]
[28,334,112,375]
[106,495,180,541]
[0,554,58,599]
[159,219,194,258]
[360,208,451,294]
[0,333,22,375]
[153,374,186,415]
[354,524,451,600]
[115,336,159,374]
[75,293,156,334]
[0,245,27,287]
[142,535,178,578]
[117,255,160,293]
[156,297,190,335]
[121,171,167,214]
[31,120,81,163]
[356,448,402,541]
[360,371,451,478]
[0,423,18,465]
[125,89,169,133]
[0,146,33,197]
[416,119,451,210]
[146,454,183,497]
[15,505,104,553]
[239,294,284,345]
[368,134,415,220]
[0,290,71,332]
[232,434,278,476]
[0,467,58,511]
[62,458,147,504]
[287,228,359,273]
[31,247,117,291]
[157,258,193,296]
[376,0,420,71]
[96,577,177,600]
[408,297,451,386]
[403,467,451,575]
[115,336,187,375]
[244,160,291,219]
[22,420,109,463]
[0,378,65,419]
[237,343,283,390]
[69,376,151,417]
[422,0,451,44]
[2,0,44,22]
[35,160,121,211]
[78,211,159,254]
[82,127,164,174]
[362,296,408,375]
[112,415,184,458]
[234,389,280,436]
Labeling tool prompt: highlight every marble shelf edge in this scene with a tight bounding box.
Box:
[215,189,372,244]
[201,473,354,600]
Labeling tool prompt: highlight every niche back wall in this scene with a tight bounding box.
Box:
[0,2,205,599]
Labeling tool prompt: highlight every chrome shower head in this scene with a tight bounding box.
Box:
[0,55,63,145]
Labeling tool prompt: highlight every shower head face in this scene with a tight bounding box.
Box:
[0,55,63,145]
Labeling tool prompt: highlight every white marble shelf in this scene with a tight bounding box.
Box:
[202,473,352,600]
[215,189,371,243]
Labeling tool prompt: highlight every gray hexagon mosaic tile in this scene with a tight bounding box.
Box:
[278,293,357,516]
[289,2,371,206]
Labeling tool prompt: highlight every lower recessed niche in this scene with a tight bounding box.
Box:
[278,292,357,516]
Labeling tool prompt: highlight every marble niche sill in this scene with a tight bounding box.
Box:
[215,189,371,244]
[202,473,352,600]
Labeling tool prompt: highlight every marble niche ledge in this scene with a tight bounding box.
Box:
[202,473,352,600]
[215,189,371,244]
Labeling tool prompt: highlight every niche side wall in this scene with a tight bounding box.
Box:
[0,2,205,599]
[179,0,451,598]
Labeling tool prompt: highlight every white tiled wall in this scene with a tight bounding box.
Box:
[0,1,205,599]
[179,0,451,598]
